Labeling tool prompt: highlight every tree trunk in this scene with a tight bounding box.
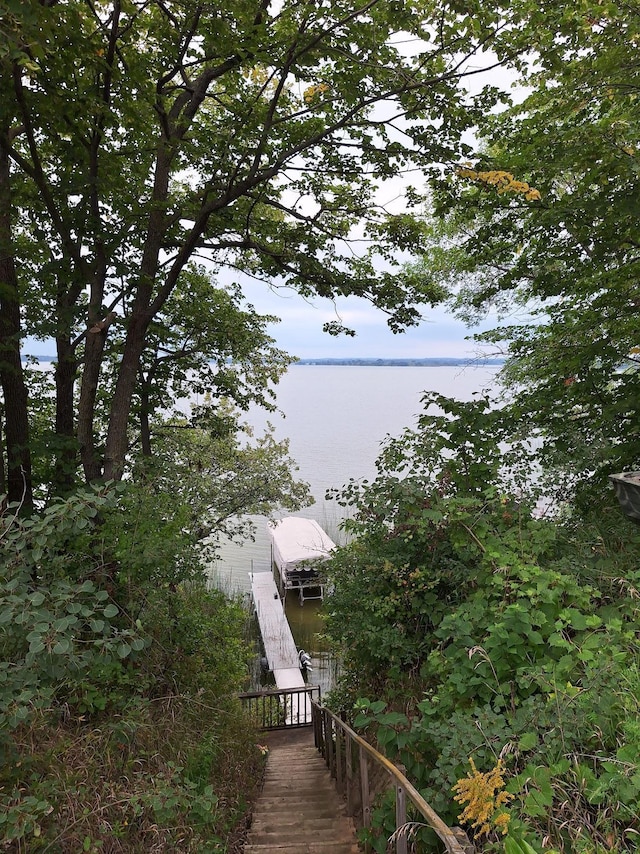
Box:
[0,418,7,510]
[102,145,173,481]
[139,371,153,457]
[53,331,78,494]
[77,323,110,482]
[0,136,33,510]
[103,313,151,481]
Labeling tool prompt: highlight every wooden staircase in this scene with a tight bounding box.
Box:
[244,729,360,853]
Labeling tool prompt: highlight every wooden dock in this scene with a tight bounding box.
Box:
[250,572,312,724]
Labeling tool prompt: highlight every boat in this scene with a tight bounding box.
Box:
[267,517,335,605]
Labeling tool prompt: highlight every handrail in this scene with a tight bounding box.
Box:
[238,685,320,700]
[239,685,321,730]
[311,700,470,854]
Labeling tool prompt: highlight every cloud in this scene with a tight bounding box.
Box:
[240,280,496,359]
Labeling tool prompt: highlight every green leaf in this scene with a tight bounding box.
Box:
[524,786,553,818]
[103,604,119,618]
[29,640,46,654]
[518,732,538,751]
[53,638,71,655]
[376,711,408,727]
[117,642,131,659]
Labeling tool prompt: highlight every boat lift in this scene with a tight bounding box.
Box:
[267,517,335,605]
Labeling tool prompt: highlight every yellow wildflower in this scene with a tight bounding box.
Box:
[452,757,513,837]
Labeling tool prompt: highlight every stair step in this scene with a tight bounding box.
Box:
[244,734,360,853]
[250,802,344,820]
[264,769,332,780]
[250,817,355,834]
[252,792,345,806]
[258,783,343,798]
[244,845,360,854]
[249,830,356,845]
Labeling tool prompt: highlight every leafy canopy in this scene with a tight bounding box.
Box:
[410,0,640,500]
[1,0,516,496]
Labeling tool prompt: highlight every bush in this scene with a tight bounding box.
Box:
[325,395,640,852]
[0,486,261,851]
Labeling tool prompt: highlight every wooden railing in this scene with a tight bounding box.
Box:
[311,700,472,854]
[239,685,321,730]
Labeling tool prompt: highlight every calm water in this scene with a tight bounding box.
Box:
[209,364,501,591]
[212,364,501,691]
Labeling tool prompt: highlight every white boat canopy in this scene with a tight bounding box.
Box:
[268,517,336,576]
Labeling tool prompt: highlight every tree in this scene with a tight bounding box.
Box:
[128,409,313,555]
[1,0,514,502]
[325,392,537,682]
[412,0,640,502]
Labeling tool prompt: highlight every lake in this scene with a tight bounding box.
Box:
[209,364,502,692]
[209,364,501,592]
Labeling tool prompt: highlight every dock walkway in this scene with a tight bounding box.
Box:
[250,572,312,724]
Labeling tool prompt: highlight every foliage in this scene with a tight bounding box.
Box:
[0,699,264,852]
[128,407,312,546]
[0,0,516,497]
[0,484,262,851]
[0,486,143,737]
[325,395,640,852]
[325,392,538,683]
[410,0,640,504]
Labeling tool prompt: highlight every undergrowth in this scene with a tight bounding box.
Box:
[324,394,640,853]
[0,485,265,852]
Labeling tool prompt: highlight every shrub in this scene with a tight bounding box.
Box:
[326,395,640,852]
[0,486,260,851]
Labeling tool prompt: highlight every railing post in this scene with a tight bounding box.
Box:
[335,722,344,795]
[322,706,329,760]
[396,784,407,854]
[317,704,324,752]
[326,715,335,777]
[360,743,371,836]
[345,731,353,815]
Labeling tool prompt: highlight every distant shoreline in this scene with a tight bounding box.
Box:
[293,358,504,367]
[23,356,505,367]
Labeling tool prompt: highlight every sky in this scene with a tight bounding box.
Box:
[230,60,522,362]
[24,283,497,362]
[237,276,496,360]
[22,54,520,363]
